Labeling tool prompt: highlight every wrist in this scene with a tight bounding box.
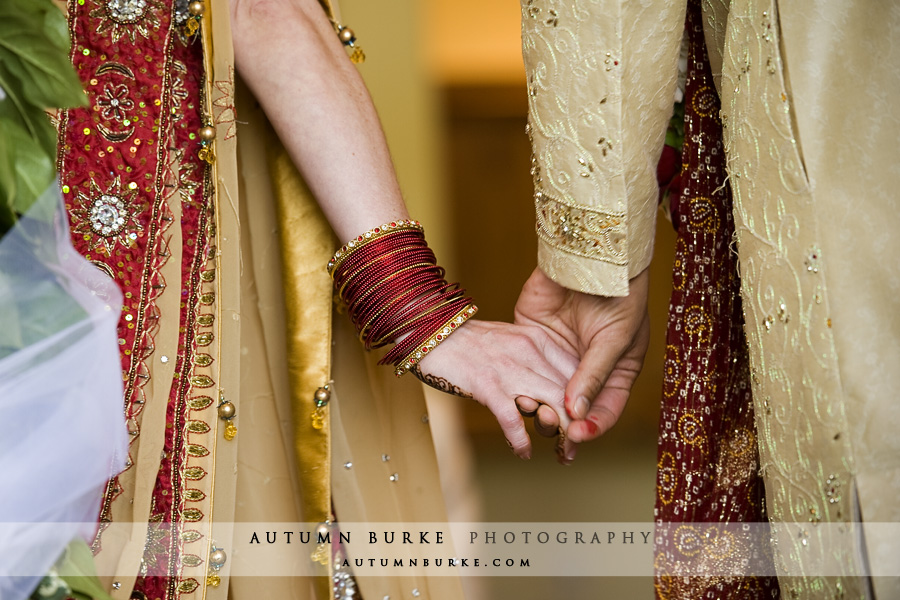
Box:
[328,220,477,377]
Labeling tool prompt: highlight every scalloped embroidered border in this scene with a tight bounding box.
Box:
[534,191,627,265]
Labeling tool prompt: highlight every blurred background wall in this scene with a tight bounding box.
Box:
[335,1,677,597]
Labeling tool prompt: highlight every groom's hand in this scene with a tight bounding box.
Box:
[514,267,651,444]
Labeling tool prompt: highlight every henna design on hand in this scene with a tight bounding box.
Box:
[411,365,474,399]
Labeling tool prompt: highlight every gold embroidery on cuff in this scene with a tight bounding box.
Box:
[535,191,627,265]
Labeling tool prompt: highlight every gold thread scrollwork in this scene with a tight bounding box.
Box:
[535,191,627,265]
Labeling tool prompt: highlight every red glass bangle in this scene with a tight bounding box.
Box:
[328,220,477,376]
[328,220,424,275]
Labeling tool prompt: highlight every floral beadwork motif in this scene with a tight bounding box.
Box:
[70,176,144,254]
[534,191,626,265]
[90,0,163,43]
[97,84,134,122]
[94,62,137,143]
[62,0,218,596]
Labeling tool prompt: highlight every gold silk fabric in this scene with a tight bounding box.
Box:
[521,0,900,598]
[207,3,466,600]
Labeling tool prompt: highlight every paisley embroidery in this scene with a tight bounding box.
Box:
[535,191,626,264]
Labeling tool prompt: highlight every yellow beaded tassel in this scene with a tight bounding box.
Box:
[336,24,365,64]
[184,0,204,36]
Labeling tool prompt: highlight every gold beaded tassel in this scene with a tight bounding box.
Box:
[334,23,365,64]
[197,122,216,165]
[206,545,227,587]
[310,521,332,566]
[184,0,205,37]
[217,389,237,440]
[194,0,216,166]
[311,385,330,430]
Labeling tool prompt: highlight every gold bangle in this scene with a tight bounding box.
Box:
[327,220,424,276]
[394,304,478,377]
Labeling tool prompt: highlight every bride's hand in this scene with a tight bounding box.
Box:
[414,320,578,462]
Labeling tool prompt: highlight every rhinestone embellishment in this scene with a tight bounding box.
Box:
[106,0,148,23]
[804,246,822,273]
[90,194,127,236]
[825,474,842,504]
[173,0,189,24]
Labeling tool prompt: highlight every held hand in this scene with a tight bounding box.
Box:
[415,320,579,461]
[514,267,651,444]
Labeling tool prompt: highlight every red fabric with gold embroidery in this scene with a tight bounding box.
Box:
[653,1,780,597]
[59,1,212,597]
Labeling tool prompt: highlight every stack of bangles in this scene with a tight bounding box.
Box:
[327,220,478,377]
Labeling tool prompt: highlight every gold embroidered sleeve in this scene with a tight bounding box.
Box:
[521,0,686,296]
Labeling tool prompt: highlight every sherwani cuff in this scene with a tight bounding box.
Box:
[535,189,655,297]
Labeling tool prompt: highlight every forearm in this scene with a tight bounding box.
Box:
[521,0,683,296]
[230,0,407,240]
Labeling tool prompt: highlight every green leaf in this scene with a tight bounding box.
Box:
[12,135,54,214]
[28,569,73,600]
[665,101,685,151]
[43,5,72,52]
[12,270,89,350]
[57,539,115,600]
[0,36,87,111]
[0,13,87,109]
[0,0,46,21]
[0,64,60,156]
[0,122,17,234]
[0,119,55,215]
[0,182,90,359]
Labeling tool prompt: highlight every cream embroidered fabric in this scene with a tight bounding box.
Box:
[521,0,685,295]
[522,0,900,598]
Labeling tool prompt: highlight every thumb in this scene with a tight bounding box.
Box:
[565,339,620,420]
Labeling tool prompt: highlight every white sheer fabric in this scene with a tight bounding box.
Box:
[0,183,127,600]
